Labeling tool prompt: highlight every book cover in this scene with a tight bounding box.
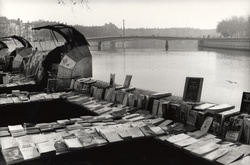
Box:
[148,126,165,136]
[128,93,135,107]
[20,146,40,160]
[152,100,160,116]
[191,142,220,156]
[241,118,250,144]
[78,135,98,148]
[165,103,180,121]
[0,130,10,137]
[64,138,83,150]
[126,127,145,138]
[1,137,18,150]
[206,103,235,114]
[187,109,198,126]
[240,92,250,114]
[225,116,243,142]
[200,116,214,133]
[139,125,156,137]
[193,103,216,111]
[123,75,132,88]
[173,137,198,148]
[216,149,244,165]
[157,101,164,117]
[36,141,56,156]
[8,125,24,133]
[2,147,24,165]
[203,147,231,161]
[151,92,171,99]
[229,156,250,165]
[103,131,123,143]
[166,133,190,143]
[110,73,115,86]
[183,77,203,103]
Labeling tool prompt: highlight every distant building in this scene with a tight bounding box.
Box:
[0,16,9,36]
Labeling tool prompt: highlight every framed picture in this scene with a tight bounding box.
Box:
[47,79,57,93]
[123,75,132,88]
[240,92,250,114]
[183,77,204,103]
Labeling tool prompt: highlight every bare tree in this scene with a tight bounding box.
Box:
[57,0,89,8]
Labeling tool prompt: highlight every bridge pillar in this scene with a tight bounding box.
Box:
[98,41,102,51]
[165,40,169,51]
[110,41,116,48]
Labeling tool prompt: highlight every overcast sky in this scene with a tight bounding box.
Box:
[1,0,249,29]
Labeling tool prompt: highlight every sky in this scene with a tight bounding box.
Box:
[0,0,249,29]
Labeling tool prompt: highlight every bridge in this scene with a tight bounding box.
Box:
[87,36,204,50]
[86,36,250,51]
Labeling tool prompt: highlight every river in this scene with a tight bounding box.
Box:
[90,40,250,108]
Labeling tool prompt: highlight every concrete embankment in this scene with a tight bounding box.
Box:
[198,38,250,51]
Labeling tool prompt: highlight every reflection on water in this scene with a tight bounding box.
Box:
[91,47,250,108]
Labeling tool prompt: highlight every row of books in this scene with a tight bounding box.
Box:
[158,131,250,165]
[62,85,250,145]
[0,80,35,88]
[0,114,176,164]
[0,92,65,105]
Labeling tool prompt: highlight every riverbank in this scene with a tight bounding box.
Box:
[198,38,250,51]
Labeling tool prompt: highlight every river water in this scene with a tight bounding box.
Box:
[90,41,250,108]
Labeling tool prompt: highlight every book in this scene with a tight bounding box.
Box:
[241,118,250,144]
[157,101,164,117]
[64,138,83,150]
[210,108,240,137]
[216,149,244,165]
[229,156,250,165]
[139,125,156,137]
[148,126,165,136]
[78,135,98,148]
[1,147,24,165]
[186,109,198,126]
[183,77,203,103]
[193,103,216,111]
[173,137,198,148]
[110,73,115,86]
[0,130,10,137]
[151,92,171,99]
[118,130,132,140]
[184,140,211,152]
[1,137,18,150]
[126,127,145,138]
[20,146,40,160]
[36,141,56,156]
[189,116,214,138]
[200,116,214,133]
[152,100,159,116]
[191,142,220,156]
[123,75,132,88]
[103,131,123,143]
[158,120,173,127]
[225,116,243,142]
[240,92,250,114]
[104,88,114,101]
[150,117,165,126]
[128,93,135,107]
[166,133,190,143]
[206,103,235,114]
[203,146,231,161]
[165,103,180,121]
[8,125,24,133]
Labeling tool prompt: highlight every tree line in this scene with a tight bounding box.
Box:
[217,16,250,38]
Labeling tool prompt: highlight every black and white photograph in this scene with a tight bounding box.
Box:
[0,0,250,165]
